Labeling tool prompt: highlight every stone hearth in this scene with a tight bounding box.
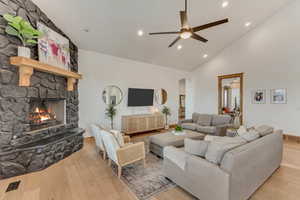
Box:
[0,0,84,179]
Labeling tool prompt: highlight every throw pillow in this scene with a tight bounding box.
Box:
[110,130,125,147]
[255,125,274,137]
[184,138,210,157]
[237,126,247,135]
[238,129,260,142]
[205,136,247,165]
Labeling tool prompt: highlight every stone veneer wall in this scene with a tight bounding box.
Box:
[0,0,83,178]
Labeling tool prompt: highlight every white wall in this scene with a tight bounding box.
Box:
[78,50,188,137]
[190,0,300,136]
[179,79,186,95]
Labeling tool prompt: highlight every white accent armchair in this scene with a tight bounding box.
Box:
[101,129,146,178]
[90,124,132,160]
[91,124,106,159]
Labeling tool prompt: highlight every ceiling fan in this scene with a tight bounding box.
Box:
[149,0,229,48]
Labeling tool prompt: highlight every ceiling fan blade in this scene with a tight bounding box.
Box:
[180,11,188,28]
[192,18,229,32]
[191,33,208,43]
[149,31,180,35]
[168,36,181,48]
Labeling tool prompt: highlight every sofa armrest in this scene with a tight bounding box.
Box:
[178,119,193,125]
[215,124,230,136]
[117,142,145,166]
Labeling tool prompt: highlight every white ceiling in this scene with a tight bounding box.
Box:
[32,0,293,71]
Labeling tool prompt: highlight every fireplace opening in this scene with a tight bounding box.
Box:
[29,98,66,131]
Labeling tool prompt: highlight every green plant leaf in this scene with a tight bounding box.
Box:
[5,26,19,36]
[14,16,23,23]
[26,39,37,45]
[3,14,14,22]
[8,22,21,31]
[20,21,33,30]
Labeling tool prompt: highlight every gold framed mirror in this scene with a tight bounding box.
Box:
[218,73,244,126]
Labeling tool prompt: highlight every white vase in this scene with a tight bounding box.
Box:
[18,46,31,58]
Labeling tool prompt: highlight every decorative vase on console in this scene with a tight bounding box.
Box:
[3,14,43,58]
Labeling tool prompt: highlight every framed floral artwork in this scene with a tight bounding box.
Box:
[37,22,70,70]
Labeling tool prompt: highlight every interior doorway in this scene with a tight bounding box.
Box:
[179,79,186,120]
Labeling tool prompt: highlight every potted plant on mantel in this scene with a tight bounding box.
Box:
[3,14,43,58]
[162,106,171,129]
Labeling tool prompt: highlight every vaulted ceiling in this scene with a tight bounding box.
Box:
[32,0,294,71]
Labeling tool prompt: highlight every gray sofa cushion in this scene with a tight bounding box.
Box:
[255,125,274,136]
[205,136,247,165]
[181,123,197,131]
[164,146,188,170]
[197,114,212,126]
[184,138,210,157]
[211,115,231,126]
[196,125,216,134]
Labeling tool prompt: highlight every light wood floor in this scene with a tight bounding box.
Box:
[0,135,300,200]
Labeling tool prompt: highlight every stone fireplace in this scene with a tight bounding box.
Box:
[0,0,84,179]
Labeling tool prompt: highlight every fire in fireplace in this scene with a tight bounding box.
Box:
[29,98,66,131]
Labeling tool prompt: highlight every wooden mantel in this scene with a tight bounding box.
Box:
[10,57,82,91]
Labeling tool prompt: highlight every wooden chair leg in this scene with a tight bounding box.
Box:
[103,151,106,160]
[118,165,122,178]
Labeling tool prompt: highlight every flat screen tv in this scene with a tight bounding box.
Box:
[128,88,154,107]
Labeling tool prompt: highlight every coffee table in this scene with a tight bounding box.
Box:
[149,130,205,158]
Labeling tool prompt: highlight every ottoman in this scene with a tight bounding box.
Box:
[149,130,205,158]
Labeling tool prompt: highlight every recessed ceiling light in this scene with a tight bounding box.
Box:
[137,30,144,36]
[222,1,229,8]
[177,45,182,50]
[203,54,208,58]
[245,22,252,27]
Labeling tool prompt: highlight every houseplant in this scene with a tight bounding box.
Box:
[3,14,43,58]
[162,106,171,129]
[105,104,117,129]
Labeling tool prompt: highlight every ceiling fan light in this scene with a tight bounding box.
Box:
[180,31,192,39]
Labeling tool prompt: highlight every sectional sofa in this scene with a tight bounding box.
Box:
[163,129,283,200]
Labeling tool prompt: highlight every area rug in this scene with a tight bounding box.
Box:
[112,152,176,200]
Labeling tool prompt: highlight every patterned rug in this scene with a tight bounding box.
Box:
[112,152,176,200]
